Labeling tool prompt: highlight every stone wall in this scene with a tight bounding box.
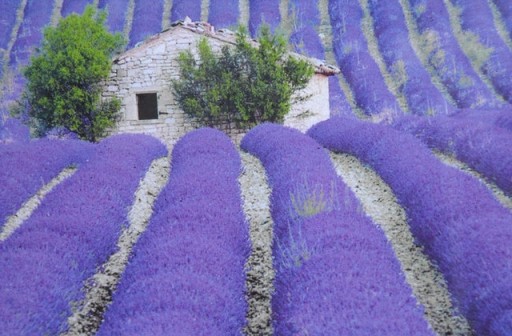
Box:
[102,26,331,148]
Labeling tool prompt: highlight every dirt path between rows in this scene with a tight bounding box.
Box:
[329,152,473,336]
[239,151,275,336]
[62,156,170,336]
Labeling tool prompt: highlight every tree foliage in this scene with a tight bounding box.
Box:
[20,5,124,141]
[172,25,314,129]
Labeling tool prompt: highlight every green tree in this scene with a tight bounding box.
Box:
[172,25,314,129]
[20,5,124,141]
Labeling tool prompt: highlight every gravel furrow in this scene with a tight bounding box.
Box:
[62,156,170,336]
[0,167,76,242]
[329,152,473,336]
[239,151,274,336]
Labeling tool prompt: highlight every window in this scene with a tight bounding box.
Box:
[137,93,158,120]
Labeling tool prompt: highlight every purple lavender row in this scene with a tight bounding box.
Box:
[128,0,164,48]
[242,123,432,335]
[98,0,130,32]
[309,117,512,335]
[61,0,94,17]
[451,107,512,132]
[170,0,201,23]
[288,0,352,116]
[451,0,512,103]
[98,128,249,335]
[0,138,94,224]
[208,0,238,28]
[329,0,401,116]
[9,0,54,68]
[408,0,500,108]
[0,0,20,49]
[0,118,30,144]
[248,0,281,36]
[369,0,455,115]
[493,0,512,40]
[393,114,512,195]
[0,134,167,335]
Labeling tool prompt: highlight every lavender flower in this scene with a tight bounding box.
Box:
[408,0,500,108]
[98,128,249,335]
[249,0,281,36]
[0,138,93,224]
[329,0,402,116]
[170,0,201,23]
[61,0,94,17]
[242,123,432,335]
[451,0,512,103]
[208,0,239,28]
[369,0,455,115]
[393,114,512,195]
[0,134,167,335]
[309,117,512,335]
[98,0,130,32]
[128,0,164,49]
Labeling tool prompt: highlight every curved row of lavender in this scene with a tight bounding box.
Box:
[0,139,94,225]
[128,0,164,49]
[248,0,281,35]
[450,0,512,103]
[0,0,20,79]
[98,128,249,335]
[392,114,512,195]
[98,0,130,33]
[309,117,512,335]
[329,0,400,116]
[9,0,53,69]
[288,0,352,116]
[0,134,167,335]
[493,0,512,41]
[452,108,512,132]
[369,0,454,115]
[61,0,94,17]
[408,0,500,108]
[170,0,202,23]
[242,123,432,335]
[208,0,239,28]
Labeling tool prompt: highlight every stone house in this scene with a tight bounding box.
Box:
[102,18,340,146]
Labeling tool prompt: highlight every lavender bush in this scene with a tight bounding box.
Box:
[288,0,352,116]
[493,0,512,40]
[61,0,94,17]
[408,0,500,108]
[393,114,512,195]
[208,0,238,28]
[0,134,167,335]
[451,0,512,103]
[369,0,454,115]
[0,0,20,49]
[248,0,281,36]
[98,0,130,32]
[128,0,164,49]
[451,107,512,132]
[329,0,400,116]
[9,0,54,68]
[171,0,201,23]
[0,138,93,224]
[242,123,432,335]
[98,128,249,335]
[0,117,30,144]
[309,117,512,335]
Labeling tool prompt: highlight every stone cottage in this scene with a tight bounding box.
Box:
[102,18,340,146]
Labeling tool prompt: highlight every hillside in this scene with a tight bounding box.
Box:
[1,1,512,335]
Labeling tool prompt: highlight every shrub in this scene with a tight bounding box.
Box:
[172,25,314,129]
[18,5,125,141]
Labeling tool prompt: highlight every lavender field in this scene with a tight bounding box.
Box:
[1,0,512,335]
